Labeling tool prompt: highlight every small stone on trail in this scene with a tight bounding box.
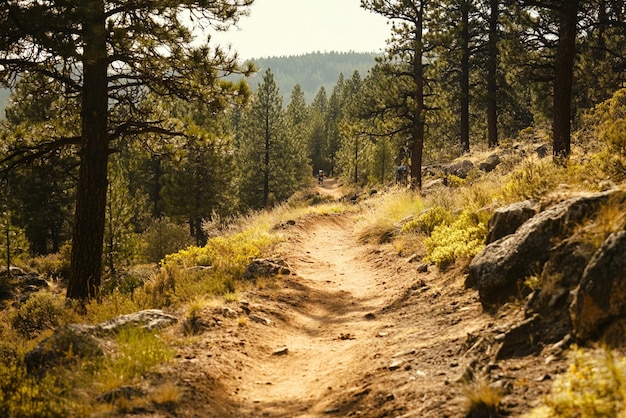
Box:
[364,312,376,320]
[389,360,404,371]
[272,347,289,356]
[221,307,237,318]
[323,407,341,414]
[249,314,271,325]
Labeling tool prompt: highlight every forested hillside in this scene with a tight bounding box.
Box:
[244,52,379,103]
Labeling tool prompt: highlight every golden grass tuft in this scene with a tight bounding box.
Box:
[462,378,502,418]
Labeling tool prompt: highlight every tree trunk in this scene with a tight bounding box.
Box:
[552,0,579,162]
[66,0,109,302]
[263,105,270,208]
[410,2,426,190]
[460,0,471,154]
[487,0,499,148]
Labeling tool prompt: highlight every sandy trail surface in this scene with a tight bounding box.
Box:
[154,183,563,418]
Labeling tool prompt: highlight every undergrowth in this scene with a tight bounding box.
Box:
[526,346,626,418]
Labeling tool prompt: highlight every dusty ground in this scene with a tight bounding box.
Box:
[137,179,570,418]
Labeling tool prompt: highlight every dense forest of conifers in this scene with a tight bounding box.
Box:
[0,1,624,301]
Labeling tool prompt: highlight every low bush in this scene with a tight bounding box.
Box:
[526,347,626,418]
[402,206,453,236]
[10,292,66,339]
[424,210,488,268]
[0,360,66,417]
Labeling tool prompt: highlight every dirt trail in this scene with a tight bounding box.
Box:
[160,185,563,418]
[235,215,392,417]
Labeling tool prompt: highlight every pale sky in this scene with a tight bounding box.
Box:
[211,0,391,59]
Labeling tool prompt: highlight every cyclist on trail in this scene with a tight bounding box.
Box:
[318,169,324,185]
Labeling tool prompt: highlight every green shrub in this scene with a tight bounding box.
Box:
[402,206,453,236]
[96,327,175,392]
[140,217,194,263]
[0,361,66,417]
[424,210,488,268]
[526,347,626,418]
[11,292,66,339]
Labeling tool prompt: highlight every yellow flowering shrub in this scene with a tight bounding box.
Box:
[424,210,488,268]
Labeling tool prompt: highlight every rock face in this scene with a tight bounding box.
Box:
[469,190,621,309]
[25,309,177,372]
[470,188,626,348]
[570,231,626,343]
[479,154,501,173]
[485,200,538,244]
[446,160,475,179]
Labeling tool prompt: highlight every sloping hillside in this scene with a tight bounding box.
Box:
[243,51,378,102]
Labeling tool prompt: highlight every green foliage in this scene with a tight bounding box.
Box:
[164,228,275,276]
[527,347,626,418]
[0,361,66,417]
[10,292,66,339]
[95,327,174,392]
[585,88,626,180]
[424,210,488,268]
[0,211,30,266]
[140,218,194,264]
[402,206,453,236]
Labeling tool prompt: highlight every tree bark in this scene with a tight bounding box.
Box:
[66,0,109,302]
[552,0,579,162]
[460,0,471,154]
[410,2,426,190]
[487,0,499,148]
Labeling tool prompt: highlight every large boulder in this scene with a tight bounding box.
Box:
[570,231,626,344]
[485,200,538,244]
[446,160,475,179]
[479,154,501,173]
[469,190,623,309]
[25,309,177,372]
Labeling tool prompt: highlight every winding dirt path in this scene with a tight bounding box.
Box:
[162,189,513,418]
[235,215,394,417]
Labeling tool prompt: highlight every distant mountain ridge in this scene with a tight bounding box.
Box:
[0,52,379,118]
[243,51,379,103]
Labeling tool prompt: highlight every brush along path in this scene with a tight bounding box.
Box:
[158,194,564,417]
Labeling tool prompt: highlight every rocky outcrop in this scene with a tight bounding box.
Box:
[470,188,626,348]
[243,258,291,280]
[469,190,622,309]
[446,160,475,179]
[485,200,538,244]
[25,309,177,372]
[479,154,501,173]
[570,231,626,344]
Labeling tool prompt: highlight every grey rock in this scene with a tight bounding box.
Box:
[469,190,623,308]
[485,200,538,244]
[249,314,271,325]
[571,231,626,344]
[479,154,501,172]
[96,309,178,335]
[243,258,291,280]
[446,160,475,179]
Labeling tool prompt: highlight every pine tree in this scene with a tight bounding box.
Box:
[0,0,254,302]
[239,69,295,209]
[361,0,431,189]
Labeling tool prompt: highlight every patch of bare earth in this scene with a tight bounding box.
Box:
[138,201,567,417]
